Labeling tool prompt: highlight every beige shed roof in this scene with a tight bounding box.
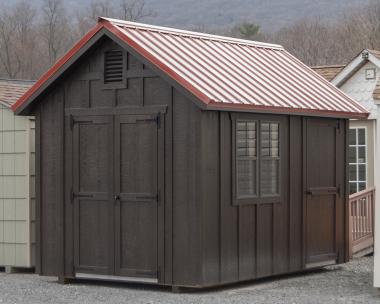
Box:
[312,65,345,82]
[0,79,34,108]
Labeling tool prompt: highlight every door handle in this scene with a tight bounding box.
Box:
[114,195,120,201]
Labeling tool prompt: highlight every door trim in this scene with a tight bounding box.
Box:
[303,117,340,268]
[65,105,167,116]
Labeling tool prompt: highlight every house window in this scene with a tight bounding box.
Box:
[349,128,367,194]
[234,119,280,205]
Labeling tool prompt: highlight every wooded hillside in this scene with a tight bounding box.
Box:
[1,0,380,80]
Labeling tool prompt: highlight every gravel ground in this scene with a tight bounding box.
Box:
[0,256,378,304]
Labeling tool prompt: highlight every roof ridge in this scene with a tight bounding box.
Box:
[99,17,284,50]
[312,65,345,69]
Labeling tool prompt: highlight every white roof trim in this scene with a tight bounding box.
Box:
[0,101,12,108]
[332,50,380,87]
[99,17,284,50]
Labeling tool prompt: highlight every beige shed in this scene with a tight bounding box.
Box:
[0,79,35,272]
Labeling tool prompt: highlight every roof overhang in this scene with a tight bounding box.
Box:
[205,101,368,119]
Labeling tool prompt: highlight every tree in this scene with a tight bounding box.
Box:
[119,0,154,21]
[0,1,38,78]
[40,0,72,65]
[231,22,261,40]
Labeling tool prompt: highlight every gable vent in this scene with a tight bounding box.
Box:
[104,50,124,83]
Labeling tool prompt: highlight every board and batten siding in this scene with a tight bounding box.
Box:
[0,104,35,268]
[31,37,348,287]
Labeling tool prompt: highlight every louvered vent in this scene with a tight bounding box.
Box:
[104,50,124,84]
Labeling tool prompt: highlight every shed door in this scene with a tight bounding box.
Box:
[72,116,114,275]
[114,114,159,280]
[305,118,340,268]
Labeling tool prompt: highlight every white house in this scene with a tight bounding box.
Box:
[314,49,380,288]
[0,79,35,272]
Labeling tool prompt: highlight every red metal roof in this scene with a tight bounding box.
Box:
[12,17,369,119]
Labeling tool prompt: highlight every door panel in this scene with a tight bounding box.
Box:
[305,118,339,267]
[115,115,159,279]
[72,116,114,275]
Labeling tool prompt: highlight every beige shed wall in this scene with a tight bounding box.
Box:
[0,104,35,268]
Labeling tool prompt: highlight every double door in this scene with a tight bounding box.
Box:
[68,112,163,282]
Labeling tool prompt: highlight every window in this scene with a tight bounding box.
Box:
[234,119,281,205]
[260,122,280,196]
[349,128,367,194]
[236,121,257,197]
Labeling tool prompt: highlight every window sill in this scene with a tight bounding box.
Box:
[233,196,282,206]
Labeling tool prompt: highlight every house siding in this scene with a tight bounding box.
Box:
[340,61,379,119]
[0,105,35,268]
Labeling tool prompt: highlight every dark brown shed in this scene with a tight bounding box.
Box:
[13,17,368,290]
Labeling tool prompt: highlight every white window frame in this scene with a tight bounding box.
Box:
[349,127,368,194]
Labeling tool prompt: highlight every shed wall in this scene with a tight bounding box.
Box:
[198,113,347,286]
[0,105,35,268]
[33,36,348,287]
[35,37,204,285]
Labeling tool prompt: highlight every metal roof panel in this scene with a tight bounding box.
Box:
[12,18,369,119]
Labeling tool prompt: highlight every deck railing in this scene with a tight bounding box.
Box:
[349,187,375,257]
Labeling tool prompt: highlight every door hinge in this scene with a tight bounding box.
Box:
[157,266,161,281]
[136,113,161,128]
[156,113,161,128]
[70,115,75,130]
[71,188,94,202]
[70,188,74,203]
[336,120,341,132]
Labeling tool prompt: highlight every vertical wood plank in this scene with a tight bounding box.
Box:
[56,88,65,277]
[238,205,255,280]
[172,90,202,286]
[289,116,303,271]
[164,88,173,285]
[200,111,220,285]
[256,204,273,278]
[220,112,238,283]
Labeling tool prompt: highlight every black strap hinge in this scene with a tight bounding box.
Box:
[70,115,75,130]
[135,113,161,128]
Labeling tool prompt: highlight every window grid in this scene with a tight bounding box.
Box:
[236,121,258,198]
[349,127,367,194]
[235,119,281,203]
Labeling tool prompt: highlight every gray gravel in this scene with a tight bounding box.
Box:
[0,256,379,304]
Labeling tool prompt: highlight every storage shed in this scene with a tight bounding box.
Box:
[0,79,35,272]
[13,18,368,289]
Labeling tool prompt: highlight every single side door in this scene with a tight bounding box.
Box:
[305,118,342,268]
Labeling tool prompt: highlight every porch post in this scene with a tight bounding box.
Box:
[374,101,380,288]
